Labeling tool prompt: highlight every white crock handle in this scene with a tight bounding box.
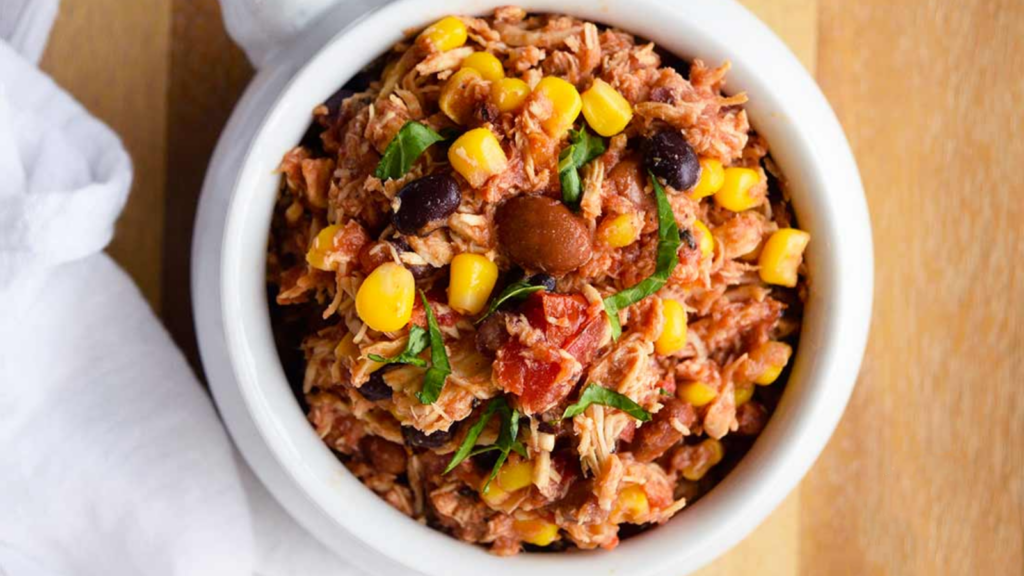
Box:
[220,0,395,70]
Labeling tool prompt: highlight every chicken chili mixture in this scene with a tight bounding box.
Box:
[267,8,810,555]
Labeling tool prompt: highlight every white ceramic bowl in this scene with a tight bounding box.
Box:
[192,1,873,574]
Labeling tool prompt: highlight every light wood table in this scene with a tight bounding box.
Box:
[39,0,1023,573]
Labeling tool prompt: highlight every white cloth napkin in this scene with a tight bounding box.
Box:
[0,0,385,574]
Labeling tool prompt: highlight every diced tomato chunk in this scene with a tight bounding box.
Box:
[562,314,608,365]
[494,340,573,414]
[522,292,589,346]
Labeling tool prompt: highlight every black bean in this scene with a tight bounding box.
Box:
[357,371,393,402]
[471,448,501,471]
[643,131,701,192]
[679,228,698,251]
[393,174,462,236]
[388,237,433,279]
[528,273,557,292]
[401,425,454,449]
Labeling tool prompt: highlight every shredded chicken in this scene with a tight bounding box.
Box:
[266,8,807,556]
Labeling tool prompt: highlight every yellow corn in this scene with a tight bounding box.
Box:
[655,299,688,355]
[600,213,639,248]
[497,459,533,492]
[751,341,793,385]
[714,167,761,212]
[691,157,725,199]
[681,439,724,481]
[355,262,415,332]
[462,51,504,81]
[692,220,715,259]
[335,332,359,361]
[533,76,582,137]
[514,518,560,547]
[306,224,340,271]
[491,77,531,113]
[439,67,482,126]
[447,253,499,315]
[418,16,467,52]
[612,485,650,523]
[480,481,509,506]
[758,228,811,287]
[580,79,633,137]
[448,127,509,188]
[734,383,754,406]
[679,381,717,407]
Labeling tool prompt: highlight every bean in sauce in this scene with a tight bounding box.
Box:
[495,195,592,276]
[357,371,393,401]
[392,173,462,236]
[643,131,701,191]
[401,425,454,449]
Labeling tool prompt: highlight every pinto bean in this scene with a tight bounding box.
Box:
[495,195,592,276]
[631,399,697,463]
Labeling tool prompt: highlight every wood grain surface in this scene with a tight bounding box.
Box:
[38,0,1024,574]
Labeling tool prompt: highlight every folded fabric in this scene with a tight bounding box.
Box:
[0,0,385,574]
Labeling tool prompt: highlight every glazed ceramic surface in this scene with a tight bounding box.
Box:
[192,1,873,574]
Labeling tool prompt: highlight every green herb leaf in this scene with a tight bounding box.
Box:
[475,278,548,324]
[659,387,672,397]
[602,170,681,339]
[367,325,430,367]
[442,397,526,493]
[444,399,503,474]
[558,128,606,208]
[415,291,452,404]
[482,405,526,493]
[562,384,652,422]
[374,121,446,181]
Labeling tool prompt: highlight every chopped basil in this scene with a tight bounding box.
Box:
[374,121,446,181]
[562,384,652,422]
[602,171,681,339]
[415,291,452,404]
[659,387,672,397]
[443,397,526,493]
[367,325,429,367]
[558,128,606,208]
[475,278,547,324]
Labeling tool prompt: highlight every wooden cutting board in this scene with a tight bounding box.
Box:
[38,0,1023,573]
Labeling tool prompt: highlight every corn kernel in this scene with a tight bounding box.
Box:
[533,76,582,137]
[692,220,715,259]
[497,460,533,492]
[655,299,688,355]
[714,167,761,212]
[439,67,482,126]
[600,213,639,248]
[448,127,509,187]
[491,77,531,113]
[481,481,509,506]
[447,253,498,315]
[418,16,467,52]
[462,51,504,81]
[513,518,560,547]
[612,485,650,523]
[355,262,415,332]
[580,79,633,137]
[734,383,754,406]
[758,228,810,287]
[682,439,724,481]
[751,341,793,385]
[306,224,340,271]
[335,332,359,361]
[679,381,717,407]
[691,157,725,199]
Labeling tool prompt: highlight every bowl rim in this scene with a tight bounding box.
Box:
[195,1,873,575]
